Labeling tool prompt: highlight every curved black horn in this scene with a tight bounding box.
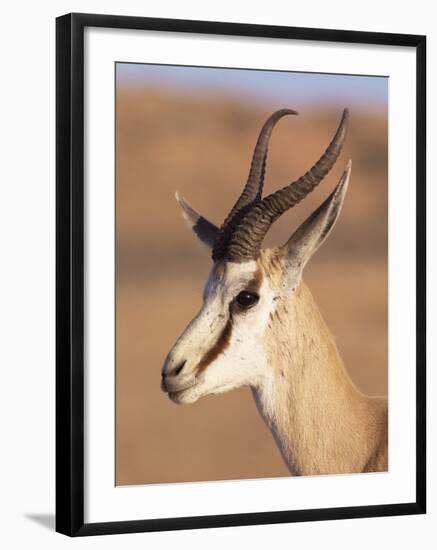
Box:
[222,109,298,228]
[213,109,298,260]
[222,108,349,262]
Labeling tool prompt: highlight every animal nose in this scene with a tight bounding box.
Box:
[162,359,187,379]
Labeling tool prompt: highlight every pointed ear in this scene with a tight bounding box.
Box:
[281,160,352,287]
[175,192,219,249]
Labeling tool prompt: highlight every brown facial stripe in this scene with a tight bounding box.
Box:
[197,318,233,373]
[196,267,262,374]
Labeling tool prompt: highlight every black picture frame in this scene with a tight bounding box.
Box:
[56,12,426,537]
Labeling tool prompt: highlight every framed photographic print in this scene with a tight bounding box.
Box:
[56,12,426,536]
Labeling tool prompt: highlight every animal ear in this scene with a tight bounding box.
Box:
[175,192,220,249]
[281,161,352,287]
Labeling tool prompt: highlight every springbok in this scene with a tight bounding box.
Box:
[161,109,388,476]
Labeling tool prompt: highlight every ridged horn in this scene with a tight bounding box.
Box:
[220,109,298,229]
[222,108,349,262]
[213,109,298,260]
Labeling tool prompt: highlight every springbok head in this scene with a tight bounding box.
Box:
[161,109,351,404]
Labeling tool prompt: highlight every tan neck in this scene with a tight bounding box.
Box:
[252,282,386,476]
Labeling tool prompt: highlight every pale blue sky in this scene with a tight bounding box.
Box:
[117,62,387,109]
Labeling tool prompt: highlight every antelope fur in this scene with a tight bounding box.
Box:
[161,110,388,476]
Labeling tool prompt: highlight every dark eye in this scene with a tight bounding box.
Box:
[235,291,259,309]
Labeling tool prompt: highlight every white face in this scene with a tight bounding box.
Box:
[162,159,351,405]
[161,260,276,404]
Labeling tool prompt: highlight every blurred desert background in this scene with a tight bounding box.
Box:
[115,64,388,485]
